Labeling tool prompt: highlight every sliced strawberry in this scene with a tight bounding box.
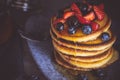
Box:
[53,18,65,25]
[75,14,90,24]
[71,3,82,15]
[91,22,100,31]
[84,11,95,21]
[98,3,104,11]
[93,6,105,21]
[63,11,75,19]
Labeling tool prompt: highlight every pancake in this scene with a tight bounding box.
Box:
[50,29,116,51]
[60,48,113,68]
[57,49,111,62]
[53,40,111,56]
[51,14,111,42]
[54,48,119,71]
[54,50,92,71]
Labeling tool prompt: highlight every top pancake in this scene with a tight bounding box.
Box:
[50,29,116,51]
[51,14,111,42]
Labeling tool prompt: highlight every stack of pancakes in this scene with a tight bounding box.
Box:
[50,3,118,71]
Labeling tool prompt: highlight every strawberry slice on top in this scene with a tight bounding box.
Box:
[75,14,91,24]
[71,3,82,16]
[90,22,100,31]
[83,11,95,21]
[93,6,105,21]
[63,11,75,19]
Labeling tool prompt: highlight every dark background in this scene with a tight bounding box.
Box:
[0,0,120,80]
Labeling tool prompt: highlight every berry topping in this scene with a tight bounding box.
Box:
[71,3,82,15]
[76,2,89,15]
[80,4,88,13]
[93,6,105,21]
[56,9,64,18]
[63,11,75,19]
[68,26,76,34]
[82,25,92,34]
[54,1,105,34]
[67,16,81,28]
[91,22,99,31]
[56,22,64,31]
[101,32,110,41]
[83,11,95,21]
[75,14,91,24]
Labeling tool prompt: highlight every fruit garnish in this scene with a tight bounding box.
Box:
[80,3,88,14]
[63,11,75,19]
[82,24,92,34]
[93,6,105,21]
[75,14,91,24]
[84,11,95,21]
[56,22,64,31]
[101,32,110,41]
[71,3,82,15]
[68,26,76,34]
[67,16,81,28]
[53,18,65,25]
[76,2,89,15]
[90,22,99,31]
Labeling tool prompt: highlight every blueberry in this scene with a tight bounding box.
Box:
[76,2,88,15]
[68,26,76,34]
[56,22,64,31]
[82,25,92,34]
[101,32,110,41]
[80,4,88,13]
[67,16,81,28]
[56,9,64,18]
